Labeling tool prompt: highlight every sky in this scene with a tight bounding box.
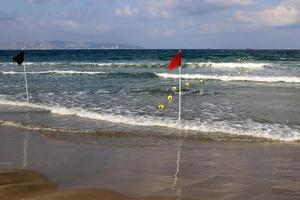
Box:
[0,0,300,49]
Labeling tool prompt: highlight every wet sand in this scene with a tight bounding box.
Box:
[0,169,185,200]
[1,126,300,199]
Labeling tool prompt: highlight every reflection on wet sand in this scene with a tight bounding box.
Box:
[172,143,181,199]
[22,133,29,169]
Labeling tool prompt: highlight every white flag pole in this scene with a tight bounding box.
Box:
[178,65,181,121]
[22,48,29,102]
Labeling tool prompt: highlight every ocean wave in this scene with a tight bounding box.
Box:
[0,61,270,69]
[156,73,300,83]
[186,62,270,69]
[0,71,156,79]
[0,99,299,141]
[1,70,108,75]
[0,62,165,68]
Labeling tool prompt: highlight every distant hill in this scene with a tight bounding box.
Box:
[0,41,143,50]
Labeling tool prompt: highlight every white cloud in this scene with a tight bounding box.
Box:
[17,16,109,34]
[115,6,138,17]
[235,0,300,26]
[95,25,106,33]
[200,23,219,33]
[179,19,195,27]
[147,0,176,18]
[199,23,232,33]
[150,29,176,37]
[51,19,79,29]
[25,0,69,4]
[206,0,253,6]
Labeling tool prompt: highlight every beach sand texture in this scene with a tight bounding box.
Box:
[0,169,189,200]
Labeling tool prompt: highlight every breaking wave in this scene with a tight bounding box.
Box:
[0,71,156,79]
[0,99,299,142]
[186,62,270,69]
[156,73,300,83]
[0,61,271,69]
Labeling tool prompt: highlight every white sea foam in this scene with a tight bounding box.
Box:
[0,99,299,141]
[186,62,270,69]
[1,70,107,75]
[156,73,300,83]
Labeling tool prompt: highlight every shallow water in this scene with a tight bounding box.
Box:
[0,50,300,141]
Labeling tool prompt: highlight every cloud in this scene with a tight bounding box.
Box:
[235,0,300,26]
[200,23,219,33]
[25,0,70,3]
[115,6,138,17]
[94,25,106,33]
[14,16,108,34]
[25,18,80,30]
[150,29,176,37]
[199,23,232,33]
[147,0,175,18]
[206,0,253,6]
[0,13,16,21]
[52,19,79,29]
[179,19,195,27]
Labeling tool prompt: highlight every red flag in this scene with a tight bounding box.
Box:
[168,50,182,70]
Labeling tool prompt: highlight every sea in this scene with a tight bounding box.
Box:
[0,49,299,142]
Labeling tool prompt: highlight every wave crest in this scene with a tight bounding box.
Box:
[0,61,270,69]
[156,73,300,83]
[0,99,299,141]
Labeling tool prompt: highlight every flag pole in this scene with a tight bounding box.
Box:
[22,48,29,102]
[178,64,181,121]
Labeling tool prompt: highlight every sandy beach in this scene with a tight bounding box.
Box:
[1,125,300,200]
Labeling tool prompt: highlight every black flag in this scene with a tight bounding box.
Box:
[13,50,24,65]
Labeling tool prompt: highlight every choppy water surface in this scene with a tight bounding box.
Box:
[0,50,299,141]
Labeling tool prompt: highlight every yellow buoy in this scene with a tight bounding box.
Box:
[172,86,177,92]
[185,82,190,89]
[158,104,164,110]
[199,79,205,84]
[167,95,173,102]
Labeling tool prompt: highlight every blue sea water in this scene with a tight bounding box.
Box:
[0,49,299,141]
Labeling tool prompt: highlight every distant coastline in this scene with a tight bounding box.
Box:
[0,41,143,50]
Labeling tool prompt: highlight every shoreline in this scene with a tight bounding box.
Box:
[0,118,291,143]
[0,101,298,143]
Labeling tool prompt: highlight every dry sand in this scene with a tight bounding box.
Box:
[0,169,187,200]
